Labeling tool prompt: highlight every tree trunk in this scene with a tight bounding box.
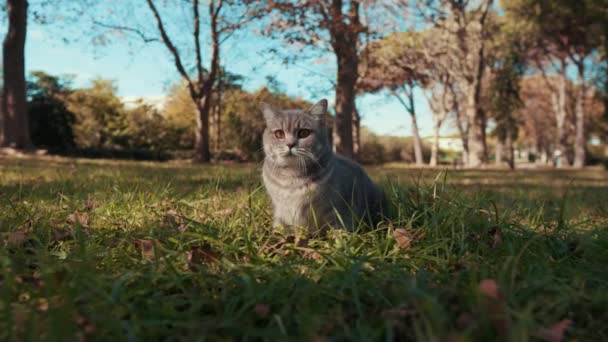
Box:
[454,109,469,165]
[430,122,440,167]
[410,111,424,165]
[573,68,586,168]
[194,96,212,163]
[1,0,30,149]
[352,107,360,158]
[465,90,487,167]
[551,71,570,168]
[506,133,515,169]
[495,140,503,166]
[333,50,356,159]
[214,74,223,151]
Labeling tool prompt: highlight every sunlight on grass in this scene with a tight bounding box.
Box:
[1,156,607,340]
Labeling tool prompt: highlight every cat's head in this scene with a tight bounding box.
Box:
[261,99,330,167]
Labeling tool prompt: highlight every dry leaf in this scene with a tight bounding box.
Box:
[67,211,89,227]
[15,274,43,289]
[266,235,296,257]
[132,239,157,261]
[393,229,425,250]
[187,244,220,271]
[84,197,99,211]
[488,226,503,248]
[538,319,573,342]
[302,250,322,261]
[38,298,49,312]
[479,279,500,299]
[2,231,29,247]
[478,279,510,336]
[254,303,271,318]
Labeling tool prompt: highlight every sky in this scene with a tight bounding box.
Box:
[1,2,452,139]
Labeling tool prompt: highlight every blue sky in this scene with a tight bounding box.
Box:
[2,2,449,138]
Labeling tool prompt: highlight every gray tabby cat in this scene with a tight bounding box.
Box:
[261,99,384,232]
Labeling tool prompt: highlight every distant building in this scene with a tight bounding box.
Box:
[423,136,464,152]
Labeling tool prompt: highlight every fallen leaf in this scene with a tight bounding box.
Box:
[478,279,500,300]
[393,228,425,250]
[478,279,510,336]
[266,235,296,257]
[132,239,157,261]
[67,211,89,227]
[15,274,43,289]
[38,298,49,312]
[254,303,271,318]
[187,244,220,271]
[488,226,503,248]
[2,231,29,247]
[84,197,99,211]
[538,319,573,342]
[302,250,322,261]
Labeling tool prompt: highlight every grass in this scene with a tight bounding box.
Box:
[1,155,607,341]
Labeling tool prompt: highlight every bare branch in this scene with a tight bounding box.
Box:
[145,0,197,100]
[93,20,159,43]
[193,0,204,88]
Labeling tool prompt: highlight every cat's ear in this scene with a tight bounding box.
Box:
[260,102,276,123]
[309,99,328,124]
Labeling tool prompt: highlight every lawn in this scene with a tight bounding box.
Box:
[1,156,607,341]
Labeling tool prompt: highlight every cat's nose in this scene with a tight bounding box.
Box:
[287,142,296,149]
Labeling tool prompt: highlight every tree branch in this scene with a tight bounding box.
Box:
[145,0,198,100]
[193,0,204,89]
[93,20,160,43]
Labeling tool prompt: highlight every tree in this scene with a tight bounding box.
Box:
[487,47,524,169]
[67,79,126,149]
[1,0,30,149]
[27,71,76,150]
[95,0,257,162]
[359,31,428,165]
[259,0,369,159]
[503,0,607,167]
[414,0,497,167]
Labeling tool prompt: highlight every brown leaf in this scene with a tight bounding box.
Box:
[163,208,184,226]
[538,319,573,342]
[488,226,503,248]
[38,298,49,312]
[266,235,296,257]
[393,228,425,250]
[302,250,322,261]
[67,211,89,227]
[2,231,29,247]
[84,197,99,211]
[187,244,220,271]
[478,279,510,336]
[254,303,271,318]
[478,279,500,300]
[15,274,43,289]
[132,239,157,261]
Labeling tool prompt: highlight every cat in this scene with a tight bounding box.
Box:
[261,99,384,233]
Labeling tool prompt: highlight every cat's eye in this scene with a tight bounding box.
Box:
[297,129,311,139]
[274,130,285,139]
